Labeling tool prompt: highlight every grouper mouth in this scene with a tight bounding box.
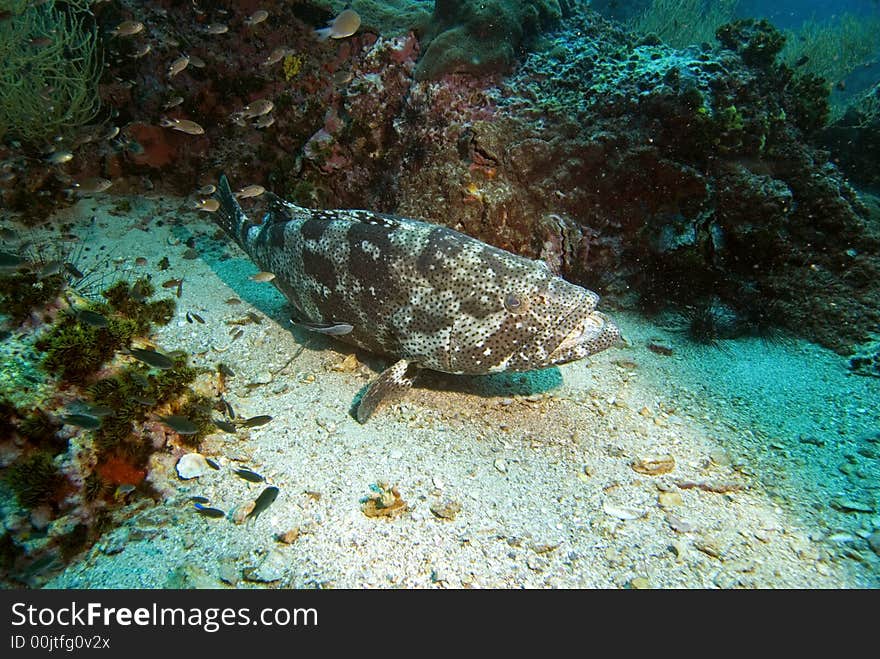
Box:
[546,299,621,365]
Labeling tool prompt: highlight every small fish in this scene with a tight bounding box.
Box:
[0,226,18,241]
[191,198,220,212]
[203,23,228,35]
[129,43,152,58]
[205,457,220,470]
[190,495,210,504]
[38,260,64,278]
[45,151,73,165]
[235,184,265,199]
[129,347,175,369]
[794,54,809,67]
[76,309,109,328]
[252,115,275,129]
[64,262,84,279]
[260,47,289,67]
[241,99,273,118]
[230,328,244,342]
[111,20,144,37]
[247,485,279,521]
[0,251,24,271]
[249,271,275,282]
[194,503,226,518]
[213,419,236,433]
[162,278,183,289]
[114,484,136,500]
[22,553,58,579]
[167,55,189,77]
[160,415,199,435]
[133,395,157,406]
[196,184,216,195]
[188,55,206,68]
[315,8,360,41]
[333,69,354,86]
[103,125,120,140]
[162,96,184,110]
[240,414,272,428]
[245,10,269,27]
[61,413,102,430]
[85,404,115,418]
[130,280,151,301]
[186,311,205,324]
[135,256,148,266]
[160,117,204,135]
[219,364,236,379]
[69,177,112,195]
[233,468,265,483]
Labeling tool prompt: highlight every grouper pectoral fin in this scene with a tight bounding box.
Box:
[296,321,354,336]
[355,359,419,424]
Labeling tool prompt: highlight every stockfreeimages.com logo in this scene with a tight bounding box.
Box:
[11,601,317,634]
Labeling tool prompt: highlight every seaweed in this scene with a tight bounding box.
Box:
[4,451,62,507]
[101,278,176,333]
[173,394,216,447]
[149,354,201,403]
[0,398,18,440]
[0,271,66,324]
[36,316,120,383]
[83,472,108,503]
[36,277,176,383]
[18,409,65,453]
[0,532,22,572]
[57,523,89,560]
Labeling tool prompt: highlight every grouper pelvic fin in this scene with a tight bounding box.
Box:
[355,359,419,424]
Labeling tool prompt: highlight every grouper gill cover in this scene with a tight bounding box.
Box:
[213,175,620,421]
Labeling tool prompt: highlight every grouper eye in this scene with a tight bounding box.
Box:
[503,292,529,314]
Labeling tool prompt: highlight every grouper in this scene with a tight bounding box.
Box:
[213,175,620,422]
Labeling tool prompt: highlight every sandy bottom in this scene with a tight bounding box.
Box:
[7,195,878,588]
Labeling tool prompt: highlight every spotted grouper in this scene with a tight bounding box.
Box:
[213,175,620,422]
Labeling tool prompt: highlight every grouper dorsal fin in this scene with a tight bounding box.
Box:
[355,359,420,423]
[262,192,295,224]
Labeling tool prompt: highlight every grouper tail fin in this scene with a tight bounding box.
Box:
[214,174,251,250]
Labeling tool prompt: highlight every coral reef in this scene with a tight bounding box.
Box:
[715,18,786,69]
[0,1,102,143]
[780,12,880,113]
[415,0,568,80]
[629,0,738,48]
[4,451,61,507]
[318,0,431,37]
[820,83,880,192]
[36,278,175,384]
[2,1,874,360]
[0,270,216,584]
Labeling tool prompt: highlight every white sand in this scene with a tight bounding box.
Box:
[15,195,878,588]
